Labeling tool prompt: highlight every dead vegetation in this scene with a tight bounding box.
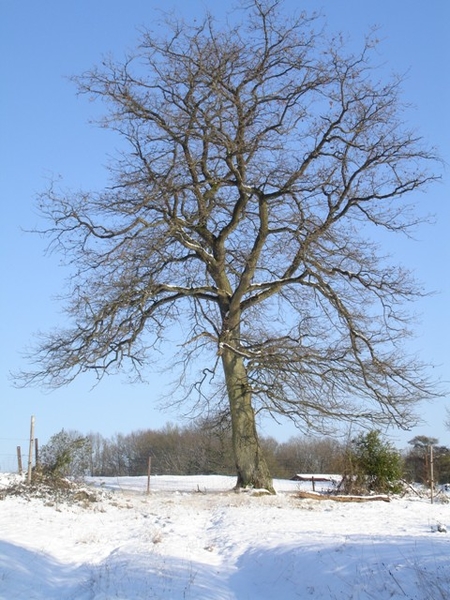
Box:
[0,472,111,507]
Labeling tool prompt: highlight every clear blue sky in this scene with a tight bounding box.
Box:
[1,0,449,469]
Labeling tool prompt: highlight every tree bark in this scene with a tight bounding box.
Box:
[221,346,274,494]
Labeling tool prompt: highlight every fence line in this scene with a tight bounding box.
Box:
[0,453,20,474]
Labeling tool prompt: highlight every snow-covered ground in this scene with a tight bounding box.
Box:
[0,474,449,599]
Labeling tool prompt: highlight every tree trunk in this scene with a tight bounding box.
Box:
[221,346,274,494]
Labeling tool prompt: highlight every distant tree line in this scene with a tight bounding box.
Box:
[40,420,346,480]
[40,424,450,487]
[403,435,450,486]
[85,419,347,480]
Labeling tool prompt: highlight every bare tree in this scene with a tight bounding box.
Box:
[275,436,345,477]
[19,1,440,492]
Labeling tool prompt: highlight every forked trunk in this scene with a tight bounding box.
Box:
[221,346,274,494]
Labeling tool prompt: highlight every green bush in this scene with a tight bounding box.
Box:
[40,429,91,478]
[345,430,403,494]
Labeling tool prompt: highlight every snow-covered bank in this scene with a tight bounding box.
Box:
[0,474,449,599]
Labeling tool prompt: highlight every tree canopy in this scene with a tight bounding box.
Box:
[20,0,440,491]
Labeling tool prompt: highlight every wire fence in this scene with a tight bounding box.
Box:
[0,453,21,474]
[0,435,33,474]
[0,417,37,474]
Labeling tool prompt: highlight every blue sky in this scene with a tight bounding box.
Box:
[1,0,449,469]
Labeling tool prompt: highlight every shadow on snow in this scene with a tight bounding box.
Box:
[228,535,450,600]
[1,535,449,599]
[0,541,227,600]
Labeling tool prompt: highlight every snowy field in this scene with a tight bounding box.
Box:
[0,474,449,599]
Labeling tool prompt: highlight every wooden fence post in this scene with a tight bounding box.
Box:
[147,457,152,494]
[35,438,39,469]
[430,444,435,504]
[27,416,35,484]
[17,446,23,475]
